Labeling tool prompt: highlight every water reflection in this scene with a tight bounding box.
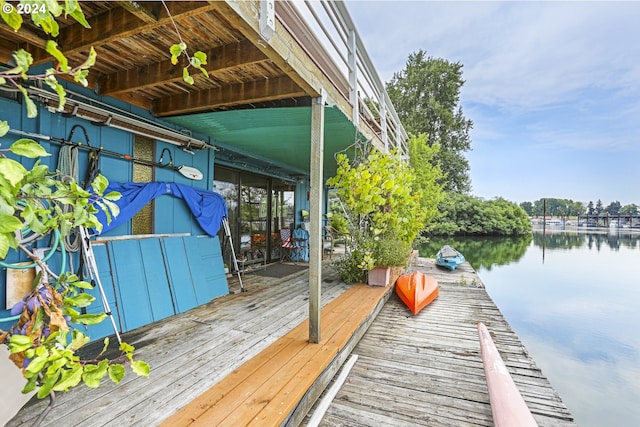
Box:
[454,230,640,427]
[532,230,640,252]
[419,234,532,271]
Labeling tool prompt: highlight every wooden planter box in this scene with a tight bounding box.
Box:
[368,265,405,287]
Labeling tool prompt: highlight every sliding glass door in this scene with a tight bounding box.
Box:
[214,166,296,270]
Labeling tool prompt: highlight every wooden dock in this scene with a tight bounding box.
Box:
[301,258,576,426]
[6,258,576,426]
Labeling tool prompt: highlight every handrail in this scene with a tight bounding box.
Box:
[276,1,408,156]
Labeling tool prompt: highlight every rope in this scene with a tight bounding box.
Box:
[56,144,81,255]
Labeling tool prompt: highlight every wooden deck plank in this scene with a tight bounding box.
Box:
[301,258,576,427]
[162,283,390,426]
[7,258,576,427]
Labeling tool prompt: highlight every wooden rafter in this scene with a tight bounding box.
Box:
[29,2,220,64]
[97,40,268,96]
[152,76,306,116]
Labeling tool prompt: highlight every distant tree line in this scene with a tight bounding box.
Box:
[519,198,639,217]
[429,193,532,236]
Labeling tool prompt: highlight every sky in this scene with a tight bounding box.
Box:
[345,1,640,207]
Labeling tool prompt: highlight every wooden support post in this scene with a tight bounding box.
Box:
[309,91,325,344]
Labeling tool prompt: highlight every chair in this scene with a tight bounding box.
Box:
[280,228,295,263]
[323,225,336,260]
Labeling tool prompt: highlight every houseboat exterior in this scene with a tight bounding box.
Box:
[0,0,406,353]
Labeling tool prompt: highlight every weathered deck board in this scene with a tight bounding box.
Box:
[302,258,576,427]
[6,267,351,427]
[7,258,576,427]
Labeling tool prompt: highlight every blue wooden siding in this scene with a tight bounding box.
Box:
[0,86,226,337]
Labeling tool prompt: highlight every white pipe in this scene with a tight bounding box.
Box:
[307,354,359,427]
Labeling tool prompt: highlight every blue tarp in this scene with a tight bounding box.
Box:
[94,182,228,237]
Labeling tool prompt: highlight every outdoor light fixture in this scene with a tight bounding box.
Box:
[26,86,215,151]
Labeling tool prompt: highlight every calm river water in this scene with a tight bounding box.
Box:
[420,230,640,427]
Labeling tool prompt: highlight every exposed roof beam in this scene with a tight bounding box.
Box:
[152,76,305,116]
[0,25,47,63]
[31,2,220,64]
[97,40,268,96]
[116,1,160,24]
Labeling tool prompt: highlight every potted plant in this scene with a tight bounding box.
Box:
[367,237,413,286]
[327,148,429,286]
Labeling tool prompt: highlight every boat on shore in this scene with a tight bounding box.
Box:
[477,322,538,427]
[436,245,465,270]
[395,271,439,315]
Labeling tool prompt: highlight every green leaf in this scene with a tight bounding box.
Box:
[66,1,90,28]
[52,364,83,392]
[11,49,33,76]
[0,120,8,137]
[67,330,90,351]
[72,280,94,290]
[78,46,97,69]
[91,174,108,194]
[0,233,17,259]
[0,1,23,30]
[45,40,70,72]
[9,139,50,158]
[131,360,150,377]
[183,68,194,85]
[108,364,126,384]
[18,86,38,118]
[64,292,95,308]
[0,213,22,233]
[32,12,60,37]
[37,372,59,399]
[26,355,49,374]
[101,337,110,355]
[193,51,207,65]
[8,334,33,353]
[82,359,108,388]
[22,375,38,394]
[104,191,122,202]
[119,341,134,354]
[73,312,107,325]
[45,0,63,16]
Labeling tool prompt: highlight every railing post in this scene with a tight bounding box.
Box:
[348,28,358,126]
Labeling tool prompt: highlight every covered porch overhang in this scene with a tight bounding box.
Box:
[164,103,362,180]
[0,0,408,343]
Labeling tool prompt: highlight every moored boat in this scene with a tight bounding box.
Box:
[395,271,439,315]
[436,245,465,270]
[477,322,538,427]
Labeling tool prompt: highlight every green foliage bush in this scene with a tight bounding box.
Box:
[430,192,532,236]
[327,148,430,282]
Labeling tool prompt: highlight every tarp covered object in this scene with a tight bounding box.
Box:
[94,182,228,237]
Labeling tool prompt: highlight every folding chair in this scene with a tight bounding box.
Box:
[280,228,295,262]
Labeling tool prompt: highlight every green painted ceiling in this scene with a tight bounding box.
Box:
[166,106,360,179]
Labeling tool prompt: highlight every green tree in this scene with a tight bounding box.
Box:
[519,201,533,216]
[408,133,444,231]
[386,50,472,193]
[595,199,604,215]
[620,204,639,215]
[431,193,531,236]
[604,201,621,215]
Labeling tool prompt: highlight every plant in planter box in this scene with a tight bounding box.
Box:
[327,147,433,284]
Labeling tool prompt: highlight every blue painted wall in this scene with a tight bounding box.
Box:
[0,83,225,337]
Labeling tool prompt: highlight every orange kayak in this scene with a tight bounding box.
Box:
[395,271,439,315]
[478,322,538,427]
